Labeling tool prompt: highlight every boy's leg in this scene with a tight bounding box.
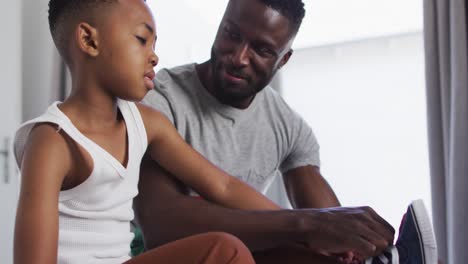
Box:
[253,245,339,264]
[125,232,254,264]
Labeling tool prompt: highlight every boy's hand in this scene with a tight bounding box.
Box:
[312,249,362,264]
[335,251,363,264]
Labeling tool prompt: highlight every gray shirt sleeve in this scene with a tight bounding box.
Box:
[141,85,175,125]
[279,114,321,174]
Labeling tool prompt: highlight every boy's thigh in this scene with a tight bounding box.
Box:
[126,232,254,264]
[253,245,339,264]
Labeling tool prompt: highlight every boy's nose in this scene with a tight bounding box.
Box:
[150,52,159,67]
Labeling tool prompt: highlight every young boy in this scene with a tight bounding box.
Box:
[13,0,279,263]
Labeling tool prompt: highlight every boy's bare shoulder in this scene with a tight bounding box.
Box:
[135,102,166,119]
[22,123,73,171]
[135,102,174,136]
[28,122,68,144]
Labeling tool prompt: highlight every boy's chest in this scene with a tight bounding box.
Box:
[62,124,129,191]
[81,123,129,166]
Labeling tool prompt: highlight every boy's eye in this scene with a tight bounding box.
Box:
[136,36,147,45]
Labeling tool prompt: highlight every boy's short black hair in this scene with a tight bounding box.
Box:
[258,0,305,33]
[48,0,118,63]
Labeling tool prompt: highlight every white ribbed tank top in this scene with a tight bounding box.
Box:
[14,99,148,264]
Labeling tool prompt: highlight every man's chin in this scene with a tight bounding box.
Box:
[218,88,251,100]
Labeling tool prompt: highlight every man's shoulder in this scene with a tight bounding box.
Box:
[144,63,198,105]
[142,63,203,122]
[260,86,296,115]
[155,63,197,89]
[261,86,283,101]
[258,86,311,131]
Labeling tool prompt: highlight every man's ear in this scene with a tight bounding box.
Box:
[278,49,293,70]
[76,22,99,57]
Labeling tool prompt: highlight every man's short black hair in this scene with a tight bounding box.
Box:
[48,0,118,63]
[258,0,306,33]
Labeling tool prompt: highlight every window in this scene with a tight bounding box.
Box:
[280,33,430,231]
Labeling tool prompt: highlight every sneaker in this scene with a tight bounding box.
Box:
[365,246,398,264]
[365,200,437,264]
[395,199,438,264]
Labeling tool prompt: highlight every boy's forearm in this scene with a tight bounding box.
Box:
[135,159,394,257]
[135,159,308,251]
[137,190,306,251]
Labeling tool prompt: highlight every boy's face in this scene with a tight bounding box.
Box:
[95,0,158,101]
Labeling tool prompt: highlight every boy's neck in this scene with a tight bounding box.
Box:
[60,76,122,130]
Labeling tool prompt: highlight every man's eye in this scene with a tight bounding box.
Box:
[224,27,240,40]
[257,47,274,57]
[136,36,147,45]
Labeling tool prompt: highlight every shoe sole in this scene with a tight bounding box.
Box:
[409,199,438,264]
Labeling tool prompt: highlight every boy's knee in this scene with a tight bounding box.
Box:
[203,232,254,263]
[206,232,243,245]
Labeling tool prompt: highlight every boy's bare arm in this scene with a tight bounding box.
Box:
[15,124,71,264]
[137,103,280,210]
[134,157,303,251]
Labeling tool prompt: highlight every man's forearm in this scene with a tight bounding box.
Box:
[135,158,395,258]
[137,194,305,251]
[284,166,340,209]
[134,158,306,251]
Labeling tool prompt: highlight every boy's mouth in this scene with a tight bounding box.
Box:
[144,70,156,90]
[144,70,156,80]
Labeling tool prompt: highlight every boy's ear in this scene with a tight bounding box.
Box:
[76,22,99,57]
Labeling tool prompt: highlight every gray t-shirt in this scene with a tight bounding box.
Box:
[143,63,320,193]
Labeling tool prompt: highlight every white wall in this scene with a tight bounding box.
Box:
[22,0,61,121]
[0,1,22,263]
[148,1,221,69]
[0,1,58,263]
[0,0,22,131]
[279,33,432,231]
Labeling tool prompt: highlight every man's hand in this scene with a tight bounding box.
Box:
[136,157,395,258]
[300,206,395,259]
[284,166,394,259]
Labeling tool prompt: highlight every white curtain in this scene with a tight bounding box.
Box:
[424,0,468,263]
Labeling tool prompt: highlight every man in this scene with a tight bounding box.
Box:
[135,0,436,263]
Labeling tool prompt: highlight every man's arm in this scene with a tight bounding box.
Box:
[283,165,340,209]
[283,165,396,258]
[134,156,394,257]
[134,156,301,251]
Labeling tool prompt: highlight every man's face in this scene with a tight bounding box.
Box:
[210,0,295,107]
